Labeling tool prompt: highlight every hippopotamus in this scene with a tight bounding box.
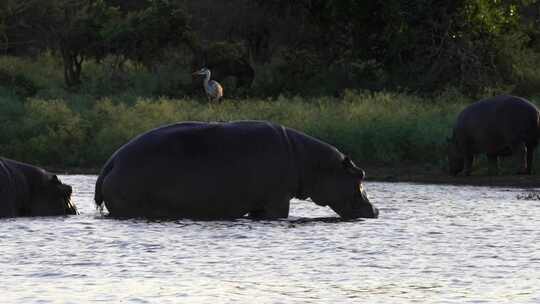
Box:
[448,95,540,176]
[94,121,378,219]
[0,158,77,217]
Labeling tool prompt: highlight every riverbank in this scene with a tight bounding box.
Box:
[364,164,540,188]
[53,164,540,189]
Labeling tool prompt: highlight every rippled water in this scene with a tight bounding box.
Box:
[1,175,539,303]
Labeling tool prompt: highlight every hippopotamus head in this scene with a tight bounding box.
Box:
[447,137,464,176]
[310,157,378,219]
[28,174,77,216]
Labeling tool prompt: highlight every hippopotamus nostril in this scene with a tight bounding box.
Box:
[358,169,365,180]
[59,184,72,196]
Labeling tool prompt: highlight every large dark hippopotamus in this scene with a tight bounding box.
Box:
[0,158,77,217]
[448,95,540,176]
[94,121,378,219]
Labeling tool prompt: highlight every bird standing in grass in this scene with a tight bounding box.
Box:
[192,67,223,102]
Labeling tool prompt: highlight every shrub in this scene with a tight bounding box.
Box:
[14,99,87,166]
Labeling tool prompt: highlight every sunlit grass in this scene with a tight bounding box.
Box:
[0,90,475,169]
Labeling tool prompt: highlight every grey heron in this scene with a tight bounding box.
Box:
[192,67,223,102]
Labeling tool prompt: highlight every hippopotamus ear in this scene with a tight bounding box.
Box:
[342,156,365,180]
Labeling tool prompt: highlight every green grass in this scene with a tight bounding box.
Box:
[0,89,475,170]
[1,54,539,173]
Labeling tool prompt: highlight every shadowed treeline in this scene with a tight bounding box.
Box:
[1,0,540,97]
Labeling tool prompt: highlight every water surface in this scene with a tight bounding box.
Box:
[1,175,539,303]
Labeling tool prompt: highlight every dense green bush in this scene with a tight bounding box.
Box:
[15,99,87,166]
[0,86,477,170]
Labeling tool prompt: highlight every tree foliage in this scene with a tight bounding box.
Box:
[250,0,539,93]
[2,0,540,95]
[99,0,191,68]
[1,0,191,87]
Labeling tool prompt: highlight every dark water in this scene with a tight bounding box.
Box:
[1,175,539,303]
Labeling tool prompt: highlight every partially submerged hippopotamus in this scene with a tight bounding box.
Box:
[94,121,378,219]
[448,95,540,176]
[0,158,77,217]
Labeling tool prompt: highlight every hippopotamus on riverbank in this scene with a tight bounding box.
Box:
[94,121,378,219]
[448,95,540,176]
[0,158,77,217]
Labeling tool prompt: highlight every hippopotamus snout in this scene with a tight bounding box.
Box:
[355,187,378,218]
[331,189,379,219]
[59,183,77,215]
[364,204,379,218]
[369,205,379,218]
[351,201,378,219]
[336,203,378,219]
[60,183,72,194]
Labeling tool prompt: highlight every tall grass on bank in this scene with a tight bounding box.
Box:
[2,55,539,172]
[0,90,477,170]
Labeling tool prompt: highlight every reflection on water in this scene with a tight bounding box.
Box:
[1,175,539,303]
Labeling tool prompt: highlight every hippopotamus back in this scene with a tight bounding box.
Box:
[99,121,294,218]
[448,95,540,175]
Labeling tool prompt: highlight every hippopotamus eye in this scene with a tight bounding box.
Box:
[342,156,354,170]
[342,156,365,180]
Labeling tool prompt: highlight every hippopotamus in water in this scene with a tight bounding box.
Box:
[94,121,378,219]
[448,95,540,176]
[0,158,77,217]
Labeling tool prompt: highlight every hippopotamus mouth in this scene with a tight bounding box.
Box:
[351,203,379,219]
[330,185,379,219]
[60,184,77,215]
[352,184,379,218]
[350,195,379,219]
[332,201,378,219]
